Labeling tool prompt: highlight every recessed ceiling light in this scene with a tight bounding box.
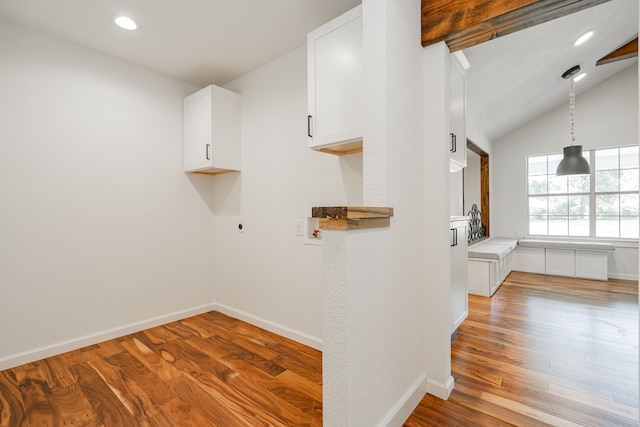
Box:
[114,15,138,31]
[574,73,586,82]
[573,31,593,46]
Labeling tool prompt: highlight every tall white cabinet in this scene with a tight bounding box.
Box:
[184,85,241,174]
[450,217,469,333]
[307,5,362,155]
[449,52,468,172]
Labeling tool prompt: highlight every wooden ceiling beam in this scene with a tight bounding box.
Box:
[596,37,638,66]
[422,0,612,52]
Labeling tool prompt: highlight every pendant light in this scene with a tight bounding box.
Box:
[556,65,591,176]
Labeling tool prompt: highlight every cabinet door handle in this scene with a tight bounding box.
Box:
[450,133,456,153]
[307,115,313,137]
[206,144,210,160]
[450,228,458,247]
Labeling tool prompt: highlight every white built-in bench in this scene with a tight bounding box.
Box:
[513,238,615,281]
[468,238,616,297]
[467,237,518,297]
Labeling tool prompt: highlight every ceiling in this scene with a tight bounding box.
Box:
[0,0,360,87]
[463,0,638,142]
[0,0,637,143]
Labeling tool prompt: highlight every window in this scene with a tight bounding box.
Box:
[527,146,639,239]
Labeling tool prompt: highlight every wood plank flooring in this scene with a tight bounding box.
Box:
[0,311,322,426]
[1,271,637,426]
[405,271,639,427]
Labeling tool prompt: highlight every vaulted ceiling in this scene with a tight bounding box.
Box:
[460,0,638,142]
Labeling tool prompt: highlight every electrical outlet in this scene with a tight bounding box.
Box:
[296,219,303,236]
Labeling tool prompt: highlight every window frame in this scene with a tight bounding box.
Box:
[526,145,639,240]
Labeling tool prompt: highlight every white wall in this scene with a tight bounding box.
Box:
[463,149,481,215]
[450,169,463,216]
[492,65,639,279]
[0,18,215,369]
[209,45,362,348]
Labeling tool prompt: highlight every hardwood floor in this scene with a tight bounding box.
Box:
[405,271,639,427]
[0,311,322,426]
[1,271,637,426]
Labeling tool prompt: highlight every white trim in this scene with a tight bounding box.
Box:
[0,303,216,371]
[378,374,428,427]
[522,235,638,249]
[608,272,639,281]
[426,375,455,400]
[213,303,322,351]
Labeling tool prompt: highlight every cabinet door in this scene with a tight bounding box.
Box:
[575,250,608,280]
[451,223,468,332]
[184,87,213,172]
[545,249,575,277]
[307,5,362,149]
[512,246,545,274]
[450,54,466,170]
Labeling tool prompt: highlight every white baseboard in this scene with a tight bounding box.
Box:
[0,303,216,371]
[213,303,322,351]
[0,302,323,372]
[426,375,454,400]
[378,374,428,427]
[608,273,639,281]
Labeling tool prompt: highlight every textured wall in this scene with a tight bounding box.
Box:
[322,0,451,425]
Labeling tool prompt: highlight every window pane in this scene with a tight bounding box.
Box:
[528,156,547,176]
[620,146,639,169]
[620,169,639,192]
[549,217,568,236]
[621,194,639,215]
[528,175,547,195]
[548,154,562,174]
[568,216,589,236]
[596,148,619,171]
[595,170,619,192]
[529,196,547,215]
[596,194,619,216]
[568,175,589,193]
[569,195,589,216]
[548,196,568,216]
[621,217,639,238]
[529,216,547,235]
[548,175,567,194]
[596,217,619,238]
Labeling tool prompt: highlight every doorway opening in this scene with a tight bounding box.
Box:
[464,139,489,237]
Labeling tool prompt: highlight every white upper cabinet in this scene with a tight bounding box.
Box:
[307,5,362,155]
[184,85,241,174]
[450,52,469,172]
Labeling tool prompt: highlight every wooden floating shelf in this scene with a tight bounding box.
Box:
[312,206,394,230]
[313,140,363,156]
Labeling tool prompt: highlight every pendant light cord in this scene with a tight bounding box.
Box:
[569,78,576,146]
